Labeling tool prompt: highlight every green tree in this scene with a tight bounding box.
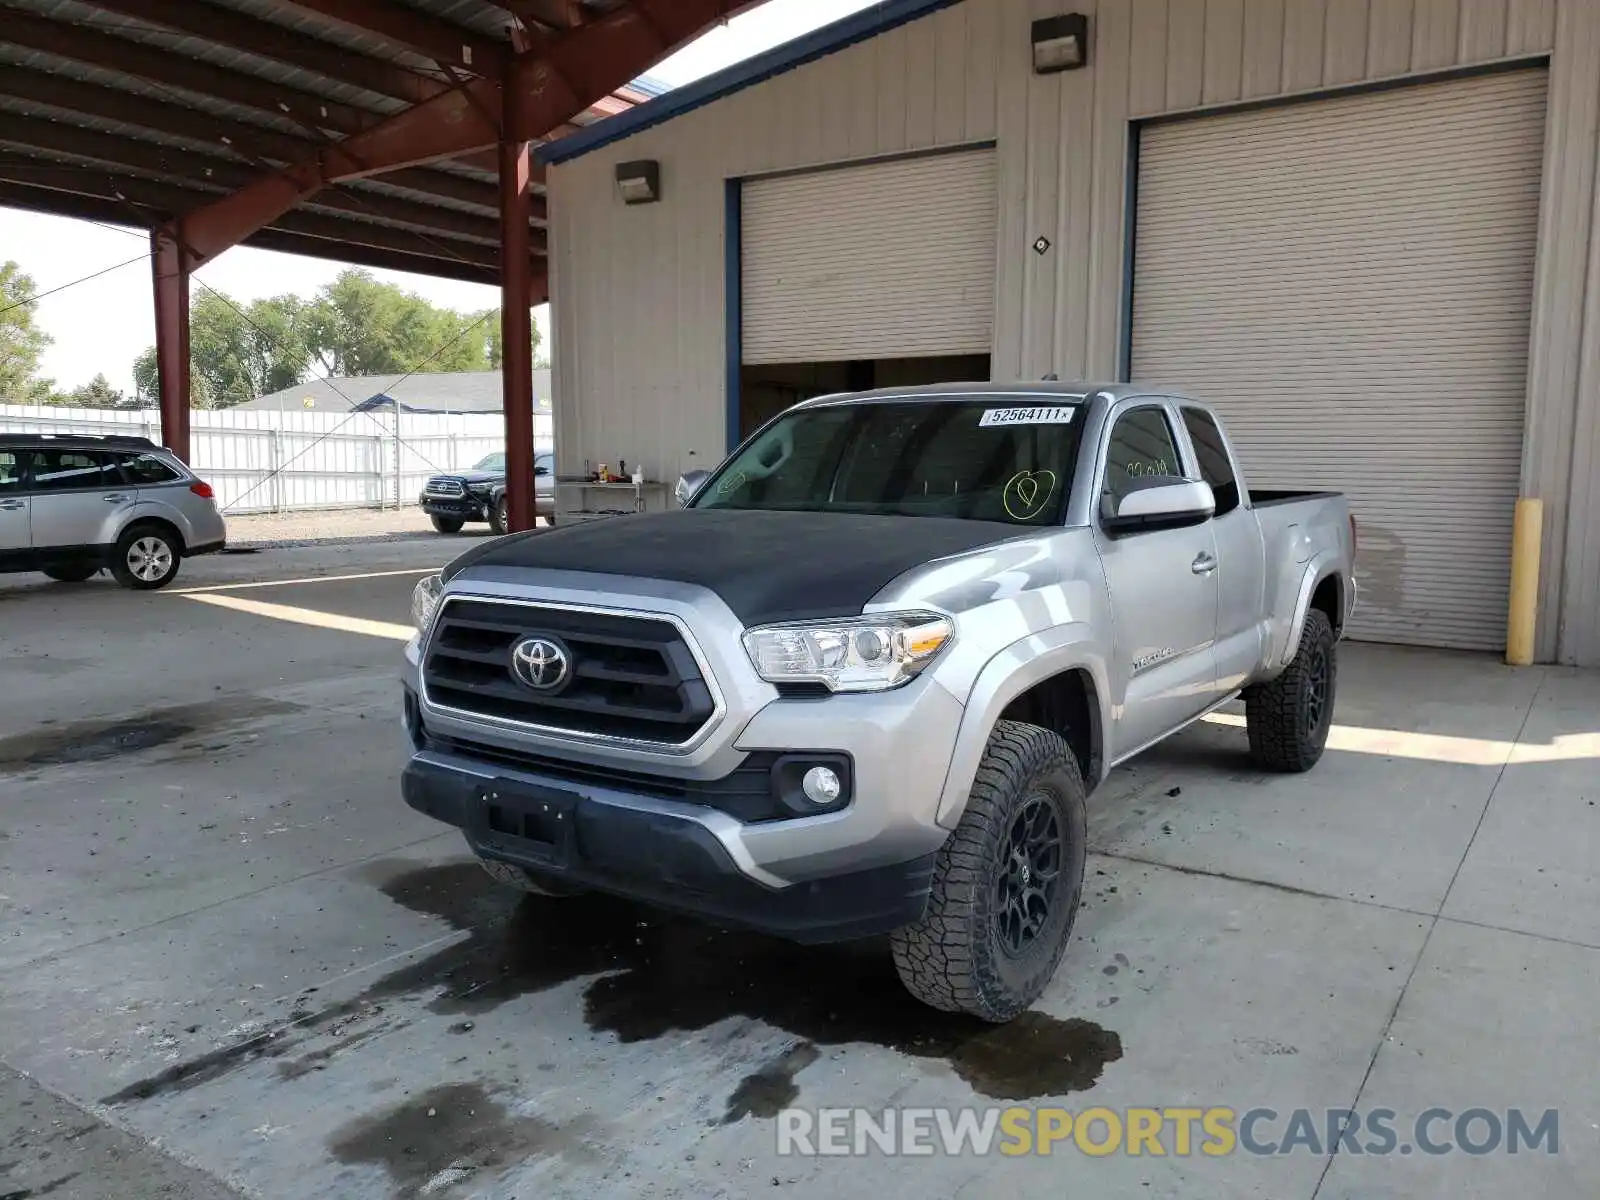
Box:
[46,372,125,408]
[482,309,545,371]
[132,290,312,409]
[0,261,55,403]
[304,269,489,376]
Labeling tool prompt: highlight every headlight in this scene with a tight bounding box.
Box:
[742,612,953,693]
[411,574,444,634]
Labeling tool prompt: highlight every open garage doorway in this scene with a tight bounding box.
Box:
[737,354,991,441]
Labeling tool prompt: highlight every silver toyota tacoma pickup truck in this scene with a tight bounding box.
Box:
[401,383,1356,1022]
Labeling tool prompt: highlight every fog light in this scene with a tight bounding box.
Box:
[801,766,842,806]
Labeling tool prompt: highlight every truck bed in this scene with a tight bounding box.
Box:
[1250,489,1344,508]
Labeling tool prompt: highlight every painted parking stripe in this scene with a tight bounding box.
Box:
[183,592,414,641]
[1204,712,1600,766]
[171,567,438,595]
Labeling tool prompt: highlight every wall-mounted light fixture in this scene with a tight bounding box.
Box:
[1032,14,1089,74]
[616,160,661,205]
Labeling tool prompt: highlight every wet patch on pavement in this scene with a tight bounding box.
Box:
[328,1082,598,1200]
[365,860,1123,1103]
[720,1043,821,1124]
[103,858,1121,1117]
[0,698,301,771]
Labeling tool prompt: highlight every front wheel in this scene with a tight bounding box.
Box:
[891,720,1087,1022]
[429,514,465,534]
[1246,608,1336,772]
[488,496,509,536]
[109,524,181,590]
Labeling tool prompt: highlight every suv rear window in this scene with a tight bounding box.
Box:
[693,399,1086,526]
[119,451,183,485]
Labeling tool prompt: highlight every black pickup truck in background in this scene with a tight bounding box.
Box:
[419,450,553,535]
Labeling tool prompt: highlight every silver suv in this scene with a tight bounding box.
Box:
[0,433,227,590]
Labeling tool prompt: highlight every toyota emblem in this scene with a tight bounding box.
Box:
[509,636,571,692]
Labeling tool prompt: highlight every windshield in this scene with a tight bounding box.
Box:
[472,453,506,473]
[692,399,1084,525]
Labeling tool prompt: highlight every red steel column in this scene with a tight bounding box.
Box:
[498,63,536,534]
[151,226,192,462]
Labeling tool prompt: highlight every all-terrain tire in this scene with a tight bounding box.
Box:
[108,522,182,590]
[1247,608,1337,773]
[477,856,585,897]
[488,495,509,536]
[43,562,99,583]
[430,514,466,534]
[890,720,1088,1023]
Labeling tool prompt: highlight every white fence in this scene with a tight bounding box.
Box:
[0,404,552,514]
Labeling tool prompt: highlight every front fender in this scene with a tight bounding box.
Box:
[933,624,1112,830]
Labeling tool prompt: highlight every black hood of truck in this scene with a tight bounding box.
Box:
[444,509,1027,625]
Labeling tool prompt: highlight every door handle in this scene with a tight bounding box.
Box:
[0,499,24,510]
[102,493,131,503]
[1192,553,1218,575]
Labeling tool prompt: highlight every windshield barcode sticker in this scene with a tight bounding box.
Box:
[980,406,1077,427]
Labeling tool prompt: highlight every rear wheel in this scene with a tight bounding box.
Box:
[891,720,1087,1022]
[109,523,181,590]
[43,562,99,583]
[1247,608,1337,772]
[488,495,509,536]
[430,514,465,534]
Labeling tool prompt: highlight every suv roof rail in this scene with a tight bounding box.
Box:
[1,432,159,448]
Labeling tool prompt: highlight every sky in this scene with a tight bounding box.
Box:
[0,0,880,398]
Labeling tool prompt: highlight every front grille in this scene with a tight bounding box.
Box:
[424,732,790,823]
[423,598,717,746]
[426,478,465,498]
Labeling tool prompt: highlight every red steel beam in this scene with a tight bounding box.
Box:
[276,0,507,78]
[0,113,539,247]
[0,179,520,287]
[176,0,742,266]
[87,0,456,106]
[151,228,191,462]
[500,58,537,534]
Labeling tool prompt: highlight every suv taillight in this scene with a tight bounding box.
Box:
[1349,514,1359,557]
[190,481,215,500]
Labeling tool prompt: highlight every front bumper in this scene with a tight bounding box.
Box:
[402,748,937,942]
[420,495,487,521]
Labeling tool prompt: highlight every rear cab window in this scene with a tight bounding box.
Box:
[1180,407,1241,516]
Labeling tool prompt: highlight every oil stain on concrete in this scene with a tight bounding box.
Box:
[328,1082,597,1200]
[0,697,299,771]
[364,860,1124,1104]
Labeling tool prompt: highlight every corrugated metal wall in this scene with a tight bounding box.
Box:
[549,0,1600,666]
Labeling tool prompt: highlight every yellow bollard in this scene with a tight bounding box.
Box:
[1506,497,1543,667]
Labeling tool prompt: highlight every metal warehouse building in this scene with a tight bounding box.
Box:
[542,0,1600,667]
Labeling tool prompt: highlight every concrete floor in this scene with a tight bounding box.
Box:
[1,542,1596,1199]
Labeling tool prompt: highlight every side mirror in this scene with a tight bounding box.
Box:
[1102,478,1215,535]
[675,469,710,507]
[534,465,550,477]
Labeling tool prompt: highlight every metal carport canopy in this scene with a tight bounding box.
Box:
[0,0,754,531]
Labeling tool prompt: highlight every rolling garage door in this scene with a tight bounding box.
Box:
[742,149,997,364]
[1132,70,1546,651]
